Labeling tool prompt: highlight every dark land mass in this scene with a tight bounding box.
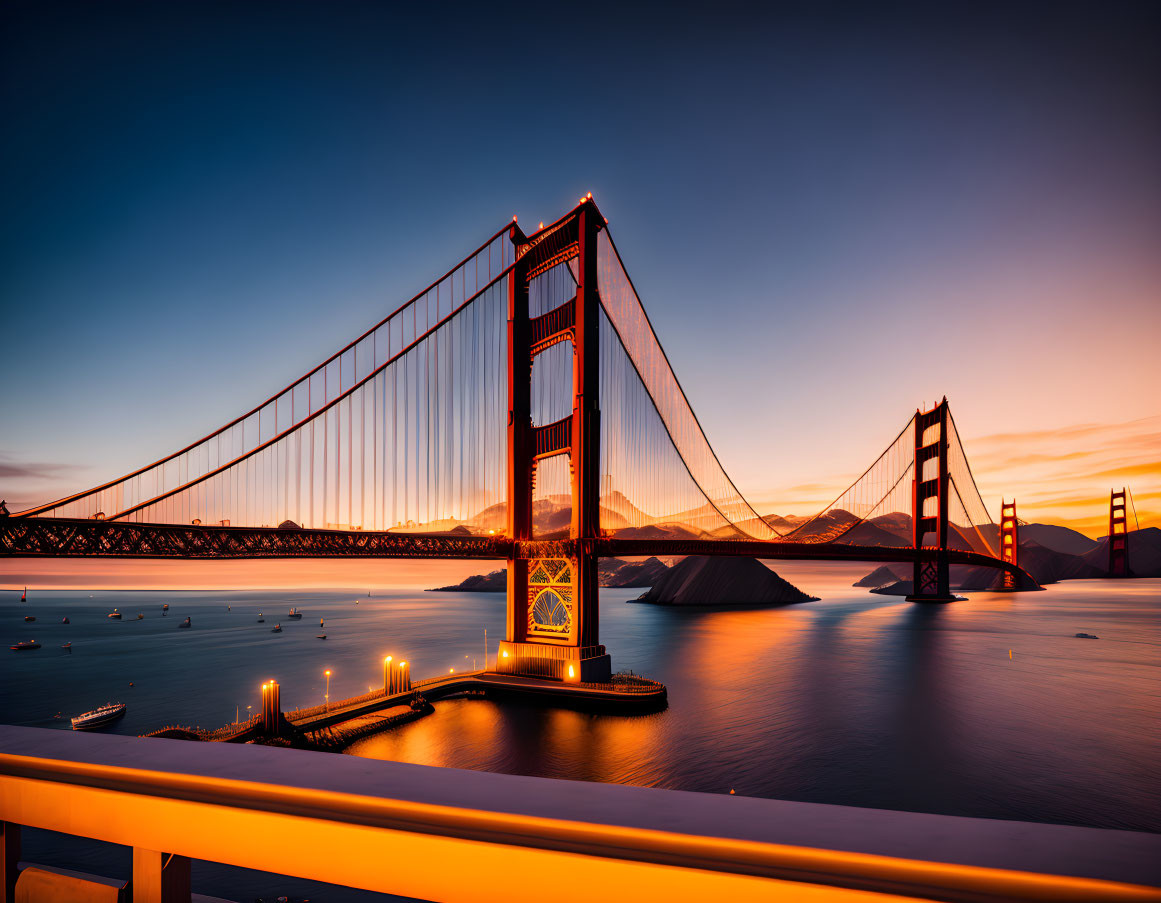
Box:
[1082,526,1161,578]
[634,556,816,607]
[430,557,672,592]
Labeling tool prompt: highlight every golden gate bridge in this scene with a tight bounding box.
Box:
[0,195,1031,683]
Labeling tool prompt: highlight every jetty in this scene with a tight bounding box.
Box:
[145,670,666,749]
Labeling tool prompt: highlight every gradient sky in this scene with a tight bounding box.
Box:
[2,0,1158,574]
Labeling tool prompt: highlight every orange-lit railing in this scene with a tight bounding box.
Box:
[2,726,1158,903]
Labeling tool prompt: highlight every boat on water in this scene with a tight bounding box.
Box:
[316,634,327,640]
[10,640,40,651]
[135,613,144,620]
[287,608,303,619]
[71,702,126,731]
[162,603,169,611]
[108,609,122,620]
[1075,632,1100,639]
[61,642,72,650]
[21,587,27,602]
[24,615,35,622]
[257,612,265,622]
[271,624,282,633]
[61,617,70,624]
[179,617,192,628]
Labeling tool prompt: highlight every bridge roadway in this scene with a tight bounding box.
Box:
[0,517,1031,583]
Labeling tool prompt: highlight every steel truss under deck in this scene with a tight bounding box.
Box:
[0,516,1030,585]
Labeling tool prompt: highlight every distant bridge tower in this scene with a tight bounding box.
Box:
[999,499,1019,590]
[907,399,954,602]
[497,199,611,683]
[1108,488,1130,577]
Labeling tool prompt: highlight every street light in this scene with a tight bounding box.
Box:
[383,655,392,693]
[324,669,331,712]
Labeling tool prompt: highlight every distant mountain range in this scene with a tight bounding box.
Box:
[856,525,1160,594]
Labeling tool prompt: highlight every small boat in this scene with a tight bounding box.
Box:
[320,618,325,627]
[10,640,40,651]
[61,617,70,624]
[135,613,144,620]
[108,609,122,620]
[21,587,27,602]
[227,605,231,611]
[179,617,191,629]
[61,642,72,650]
[257,612,265,623]
[316,634,327,640]
[271,624,282,633]
[287,608,303,619]
[24,615,35,622]
[71,702,126,731]
[1075,632,1099,639]
[162,603,169,611]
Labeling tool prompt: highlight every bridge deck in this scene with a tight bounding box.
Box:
[0,517,1029,582]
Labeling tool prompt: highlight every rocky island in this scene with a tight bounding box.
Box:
[634,556,816,606]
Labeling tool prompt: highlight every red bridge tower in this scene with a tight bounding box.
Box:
[1108,488,1130,577]
[999,499,1019,590]
[907,399,955,602]
[496,200,611,683]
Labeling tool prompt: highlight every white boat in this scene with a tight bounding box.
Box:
[71,702,126,730]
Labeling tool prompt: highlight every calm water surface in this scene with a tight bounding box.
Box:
[3,566,1159,900]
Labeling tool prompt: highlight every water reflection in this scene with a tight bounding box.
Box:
[348,573,1161,833]
[2,571,1158,833]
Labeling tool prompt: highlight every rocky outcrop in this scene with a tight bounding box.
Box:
[599,556,670,587]
[429,569,506,592]
[431,557,672,592]
[634,556,815,606]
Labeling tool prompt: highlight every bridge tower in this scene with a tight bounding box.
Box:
[999,499,1019,590]
[1108,488,1130,577]
[906,399,955,602]
[496,199,611,683]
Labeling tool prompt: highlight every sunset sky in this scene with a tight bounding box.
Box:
[2,2,1158,587]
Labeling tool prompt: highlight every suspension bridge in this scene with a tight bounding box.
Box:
[0,195,1031,683]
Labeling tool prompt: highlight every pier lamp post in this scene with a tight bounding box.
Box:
[324,669,331,712]
[383,656,392,693]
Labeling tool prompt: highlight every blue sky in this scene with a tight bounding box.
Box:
[2,0,1158,534]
